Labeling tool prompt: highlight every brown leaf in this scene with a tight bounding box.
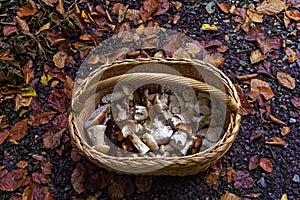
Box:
[0,130,9,145]
[285,10,300,21]
[109,176,134,200]
[32,172,49,184]
[17,4,37,17]
[172,47,191,59]
[41,0,58,7]
[248,86,274,101]
[28,110,57,126]
[16,16,30,34]
[22,60,34,85]
[277,72,296,90]
[0,169,27,191]
[53,51,68,68]
[256,37,273,54]
[245,27,265,41]
[112,3,124,14]
[71,163,86,194]
[41,162,52,175]
[42,128,66,149]
[135,176,152,192]
[205,39,222,48]
[256,0,285,15]
[22,184,53,200]
[3,25,18,37]
[227,167,236,184]
[205,171,219,186]
[243,193,262,198]
[285,47,298,63]
[139,0,159,22]
[163,33,183,57]
[248,155,260,171]
[284,13,291,29]
[280,126,291,136]
[216,45,229,53]
[56,0,65,15]
[259,158,273,173]
[234,84,255,115]
[233,170,255,189]
[10,119,28,141]
[71,148,82,162]
[35,22,51,35]
[291,98,300,109]
[254,61,274,78]
[268,37,282,49]
[220,191,241,200]
[218,3,230,13]
[250,130,265,143]
[266,136,287,146]
[48,90,67,113]
[247,9,263,23]
[204,55,225,68]
[250,78,270,89]
[250,50,266,64]
[153,0,169,16]
[16,161,28,169]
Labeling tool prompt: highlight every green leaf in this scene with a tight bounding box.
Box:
[20,87,37,97]
[205,1,215,14]
[40,74,52,85]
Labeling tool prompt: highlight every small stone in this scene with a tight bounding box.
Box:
[289,118,296,124]
[292,174,300,183]
[257,177,266,188]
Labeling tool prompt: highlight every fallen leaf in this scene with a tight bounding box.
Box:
[280,126,290,136]
[172,47,190,59]
[249,155,260,171]
[250,50,266,64]
[220,191,241,200]
[20,87,37,97]
[205,1,215,14]
[32,172,49,184]
[10,119,28,141]
[216,45,229,53]
[218,3,229,13]
[285,47,298,63]
[281,193,288,200]
[71,164,86,194]
[243,193,262,198]
[40,0,58,7]
[16,161,28,169]
[112,3,124,14]
[250,78,270,89]
[277,72,296,90]
[135,176,152,192]
[247,9,263,23]
[266,136,287,146]
[285,10,300,21]
[56,0,65,15]
[3,26,18,37]
[233,170,255,189]
[153,0,169,16]
[35,22,51,35]
[202,24,218,31]
[0,169,27,191]
[109,176,134,200]
[205,171,219,186]
[139,0,159,22]
[42,128,66,149]
[22,60,34,85]
[268,37,282,49]
[23,184,53,200]
[245,27,265,41]
[53,51,68,68]
[41,162,53,175]
[259,158,273,173]
[71,148,82,162]
[40,74,52,85]
[270,114,285,125]
[0,130,9,145]
[291,98,300,109]
[15,16,30,34]
[28,110,57,126]
[185,42,202,55]
[48,90,67,113]
[204,55,225,68]
[234,84,255,115]
[248,86,274,101]
[256,37,273,54]
[163,33,183,57]
[256,0,285,15]
[250,130,265,143]
[17,4,37,17]
[205,39,222,48]
[227,167,236,184]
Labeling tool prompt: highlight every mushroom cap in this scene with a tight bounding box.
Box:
[175,123,192,135]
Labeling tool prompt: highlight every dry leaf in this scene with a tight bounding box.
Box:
[17,4,37,17]
[112,3,124,14]
[48,90,67,113]
[250,130,265,143]
[28,110,57,126]
[281,193,288,200]
[204,55,225,68]
[234,170,255,189]
[16,161,28,169]
[41,0,58,7]
[41,162,52,175]
[249,155,260,171]
[163,33,183,57]
[266,136,287,146]
[0,169,27,191]
[250,50,266,64]
[0,130,10,145]
[71,163,86,194]
[42,128,66,149]
[10,119,28,141]
[32,172,49,184]
[285,47,298,63]
[284,13,291,29]
[256,37,273,54]
[256,0,285,15]
[227,167,236,184]
[53,51,68,68]
[234,84,255,115]
[277,72,296,90]
[56,0,65,15]
[3,26,18,37]
[220,191,241,200]
[218,3,229,13]
[245,27,265,41]
[172,48,190,59]
[205,171,219,186]
[135,176,152,192]
[16,16,30,34]
[109,177,134,200]
[285,10,300,21]
[259,158,273,173]
[22,59,34,85]
[247,9,263,23]
[291,98,300,109]
[153,0,169,16]
[35,22,51,35]
[139,0,159,22]
[280,126,290,136]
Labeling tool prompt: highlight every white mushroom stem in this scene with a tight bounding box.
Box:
[180,140,193,155]
[170,131,188,150]
[84,104,109,129]
[129,134,150,155]
[142,133,159,151]
[86,125,111,154]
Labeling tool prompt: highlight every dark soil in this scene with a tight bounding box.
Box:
[0,0,299,199]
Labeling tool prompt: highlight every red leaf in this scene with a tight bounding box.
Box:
[16,160,28,169]
[28,110,57,126]
[112,3,124,14]
[71,163,86,194]
[42,128,66,149]
[259,158,273,173]
[0,169,27,191]
[23,184,53,200]
[41,162,53,175]
[233,170,255,189]
[32,172,49,184]
[3,25,18,37]
[10,119,28,141]
[248,155,260,171]
[153,0,169,16]
[291,98,300,109]
[48,90,67,113]
[0,130,10,145]
[139,0,159,22]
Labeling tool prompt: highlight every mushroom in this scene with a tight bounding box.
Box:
[142,133,159,151]
[170,131,188,150]
[84,104,109,129]
[152,126,173,145]
[128,134,150,155]
[120,120,138,138]
[142,88,149,106]
[191,134,202,154]
[115,104,128,121]
[180,139,193,155]
[175,123,193,136]
[86,125,111,153]
[134,106,149,121]
[101,91,124,103]
[122,84,132,96]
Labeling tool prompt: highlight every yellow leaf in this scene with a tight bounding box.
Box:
[256,0,285,15]
[202,24,218,31]
[220,191,241,200]
[281,193,288,200]
[250,50,266,64]
[53,51,68,68]
[35,22,51,35]
[20,88,37,97]
[40,74,52,85]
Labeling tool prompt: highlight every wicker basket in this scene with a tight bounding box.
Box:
[69,58,242,176]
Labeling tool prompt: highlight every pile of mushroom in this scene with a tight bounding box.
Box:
[84,84,225,157]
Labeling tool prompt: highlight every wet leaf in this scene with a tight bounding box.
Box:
[16,160,28,169]
[16,16,30,34]
[53,51,68,68]
[233,170,255,189]
[218,3,229,13]
[48,90,67,113]
[276,72,296,90]
[285,47,298,63]
[205,171,219,186]
[3,26,18,37]
[266,136,287,146]
[0,130,10,145]
[153,0,169,16]
[41,162,53,175]
[42,128,66,149]
[220,191,241,200]
[205,1,215,14]
[234,84,255,115]
[28,110,57,126]
[250,50,266,64]
[10,119,28,141]
[245,27,265,41]
[35,22,51,35]
[285,10,300,21]
[0,169,27,191]
[202,24,218,31]
[20,88,37,97]
[248,155,260,170]
[32,172,49,184]
[259,158,273,173]
[291,98,300,109]
[17,4,37,17]
[71,164,86,194]
[135,176,152,192]
[139,0,159,22]
[250,130,265,143]
[227,167,236,184]
[256,0,285,15]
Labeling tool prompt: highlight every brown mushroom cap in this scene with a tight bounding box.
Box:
[175,123,192,135]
